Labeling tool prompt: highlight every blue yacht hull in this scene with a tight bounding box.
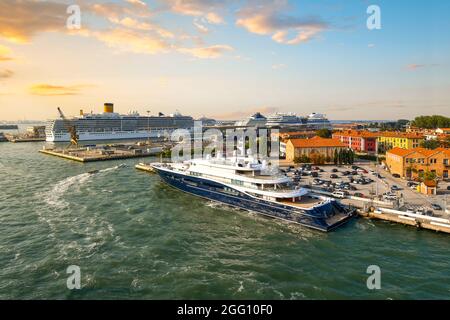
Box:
[154,167,356,232]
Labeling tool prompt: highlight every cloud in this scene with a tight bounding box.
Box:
[193,19,209,33]
[87,0,152,20]
[406,63,439,70]
[0,69,13,79]
[0,0,68,43]
[91,28,172,55]
[178,44,233,59]
[29,84,93,96]
[236,1,328,45]
[206,12,224,24]
[166,0,227,25]
[0,45,13,61]
[271,63,286,70]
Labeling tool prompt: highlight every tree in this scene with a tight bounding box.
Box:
[333,149,338,165]
[411,115,450,129]
[348,149,355,164]
[338,149,344,165]
[418,170,437,182]
[294,154,310,164]
[316,128,332,138]
[420,139,440,150]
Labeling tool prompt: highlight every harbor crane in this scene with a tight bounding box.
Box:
[57,107,79,147]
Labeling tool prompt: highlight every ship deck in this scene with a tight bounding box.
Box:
[278,196,324,209]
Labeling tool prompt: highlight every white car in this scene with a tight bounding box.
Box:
[332,191,346,199]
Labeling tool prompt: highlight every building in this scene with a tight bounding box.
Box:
[376,132,424,153]
[435,128,450,135]
[285,136,347,162]
[386,147,450,180]
[332,130,378,154]
[419,180,437,196]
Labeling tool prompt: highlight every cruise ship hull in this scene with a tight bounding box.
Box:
[46,130,167,142]
[153,167,355,232]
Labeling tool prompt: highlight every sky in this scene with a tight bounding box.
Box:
[0,0,449,121]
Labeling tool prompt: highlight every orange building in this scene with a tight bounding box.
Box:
[386,147,450,180]
[332,130,379,154]
[285,136,347,162]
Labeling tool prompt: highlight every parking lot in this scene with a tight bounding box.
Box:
[283,162,450,217]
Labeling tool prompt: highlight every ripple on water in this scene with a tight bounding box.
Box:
[1,143,450,299]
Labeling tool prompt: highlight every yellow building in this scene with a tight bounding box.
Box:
[285,136,347,163]
[377,132,424,153]
[386,147,450,180]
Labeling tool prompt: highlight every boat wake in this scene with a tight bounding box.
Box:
[42,164,125,208]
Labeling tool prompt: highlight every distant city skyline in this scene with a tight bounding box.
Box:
[1,0,449,121]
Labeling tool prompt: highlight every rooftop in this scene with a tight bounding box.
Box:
[387,147,450,158]
[333,130,379,138]
[288,136,347,148]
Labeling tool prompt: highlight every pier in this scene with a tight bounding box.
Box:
[358,208,450,234]
[39,143,164,162]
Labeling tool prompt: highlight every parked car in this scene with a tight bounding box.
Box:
[332,191,346,199]
[447,186,450,191]
[330,174,338,179]
[354,192,365,198]
[331,168,338,173]
[392,173,401,178]
[431,203,442,210]
[311,172,319,178]
[391,185,402,191]
[351,165,359,170]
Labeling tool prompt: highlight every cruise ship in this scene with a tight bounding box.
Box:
[238,112,331,130]
[265,112,303,127]
[306,112,332,129]
[234,112,267,127]
[45,103,194,142]
[150,155,355,232]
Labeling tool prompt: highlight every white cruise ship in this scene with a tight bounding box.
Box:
[150,154,355,232]
[241,112,332,130]
[234,112,267,127]
[45,103,194,142]
[306,113,331,129]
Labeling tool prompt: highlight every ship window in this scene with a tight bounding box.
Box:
[231,179,244,186]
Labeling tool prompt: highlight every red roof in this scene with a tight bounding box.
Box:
[288,136,347,148]
[333,130,379,138]
[387,147,450,158]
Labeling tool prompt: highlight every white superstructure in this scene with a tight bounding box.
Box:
[45,103,194,142]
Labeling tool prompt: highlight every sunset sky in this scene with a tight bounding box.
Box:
[0,0,449,121]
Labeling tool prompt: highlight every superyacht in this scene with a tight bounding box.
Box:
[151,154,355,231]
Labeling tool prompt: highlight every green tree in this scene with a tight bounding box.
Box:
[338,149,343,165]
[411,115,450,129]
[333,149,338,165]
[420,139,440,150]
[316,128,332,138]
[348,149,355,164]
[418,170,437,182]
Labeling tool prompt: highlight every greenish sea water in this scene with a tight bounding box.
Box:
[0,141,449,299]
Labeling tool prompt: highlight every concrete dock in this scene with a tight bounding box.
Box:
[359,208,450,234]
[9,137,46,143]
[40,143,164,162]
